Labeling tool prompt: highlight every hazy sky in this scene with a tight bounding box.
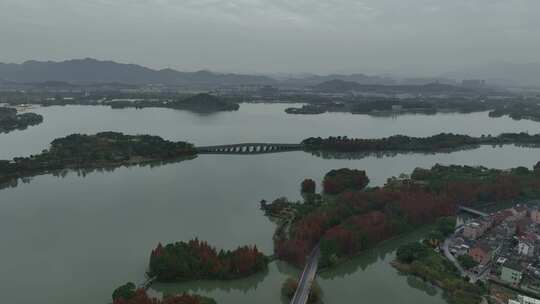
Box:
[1,0,539,75]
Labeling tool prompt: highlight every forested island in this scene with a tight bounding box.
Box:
[108,93,240,113]
[148,239,269,282]
[262,162,540,268]
[285,103,345,115]
[283,97,494,116]
[281,95,540,124]
[112,282,216,304]
[0,107,43,133]
[0,132,196,184]
[302,132,540,154]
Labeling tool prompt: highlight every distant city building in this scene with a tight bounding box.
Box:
[462,79,486,87]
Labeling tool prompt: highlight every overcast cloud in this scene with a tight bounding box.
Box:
[1,0,539,75]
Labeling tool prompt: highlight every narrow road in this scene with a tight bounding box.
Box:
[442,226,490,283]
[442,238,465,276]
[290,246,320,304]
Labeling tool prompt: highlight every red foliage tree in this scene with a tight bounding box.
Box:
[301,179,316,194]
[323,168,369,194]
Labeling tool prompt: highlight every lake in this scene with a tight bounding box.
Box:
[1,104,539,304]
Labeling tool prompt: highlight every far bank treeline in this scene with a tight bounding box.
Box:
[0,132,196,184]
[262,162,540,268]
[302,132,540,154]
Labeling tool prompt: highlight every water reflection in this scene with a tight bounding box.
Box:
[2,105,540,304]
[0,156,196,190]
[318,231,421,280]
[317,228,447,304]
[153,267,269,294]
[306,144,538,160]
[150,262,299,304]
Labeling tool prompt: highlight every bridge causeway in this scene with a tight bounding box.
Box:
[290,246,320,304]
[196,143,303,154]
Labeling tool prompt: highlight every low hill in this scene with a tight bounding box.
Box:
[313,79,493,94]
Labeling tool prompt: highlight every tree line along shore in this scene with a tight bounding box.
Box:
[5,131,540,186]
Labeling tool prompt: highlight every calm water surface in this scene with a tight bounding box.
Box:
[2,104,540,158]
[1,104,540,304]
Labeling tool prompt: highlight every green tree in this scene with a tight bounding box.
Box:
[435,217,456,237]
[457,255,479,270]
[112,282,136,301]
[396,242,429,264]
[301,179,316,194]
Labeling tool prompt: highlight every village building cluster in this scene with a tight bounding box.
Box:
[448,204,540,296]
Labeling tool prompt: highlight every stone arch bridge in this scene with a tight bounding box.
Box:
[196,143,303,154]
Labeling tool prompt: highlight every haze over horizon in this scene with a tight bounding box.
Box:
[1,0,539,77]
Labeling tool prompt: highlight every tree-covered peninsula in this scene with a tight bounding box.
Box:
[263,162,540,268]
[0,132,196,184]
[0,107,43,133]
[302,132,540,154]
[148,239,269,282]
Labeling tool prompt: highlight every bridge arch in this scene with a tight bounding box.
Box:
[196,143,303,155]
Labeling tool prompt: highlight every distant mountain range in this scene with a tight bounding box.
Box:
[0,58,274,86]
[1,58,538,89]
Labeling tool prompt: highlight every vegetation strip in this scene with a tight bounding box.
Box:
[0,132,196,185]
[303,132,540,153]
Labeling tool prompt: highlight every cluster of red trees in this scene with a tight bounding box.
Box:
[113,289,214,304]
[276,211,332,265]
[275,164,540,267]
[301,179,316,194]
[323,168,369,194]
[149,239,268,281]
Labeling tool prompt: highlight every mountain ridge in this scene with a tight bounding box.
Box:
[0,58,275,86]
